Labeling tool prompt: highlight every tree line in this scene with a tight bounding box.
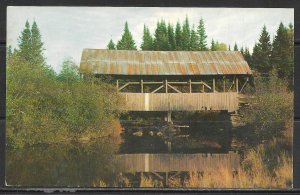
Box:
[107,17,294,85]
[7,21,122,148]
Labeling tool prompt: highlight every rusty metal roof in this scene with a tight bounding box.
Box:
[80,49,252,75]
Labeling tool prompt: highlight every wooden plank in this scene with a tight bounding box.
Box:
[119,92,239,112]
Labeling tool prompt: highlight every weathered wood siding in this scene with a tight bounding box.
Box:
[120,92,239,112]
[116,152,240,172]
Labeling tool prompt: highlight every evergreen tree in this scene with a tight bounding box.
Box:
[252,25,272,74]
[211,39,217,51]
[31,21,45,66]
[271,22,292,78]
[228,45,231,51]
[17,20,32,61]
[244,47,252,65]
[197,18,208,50]
[181,16,191,50]
[190,26,199,51]
[234,42,238,51]
[240,46,244,55]
[153,20,170,51]
[107,39,116,50]
[141,25,153,50]
[117,22,137,50]
[167,23,176,50]
[175,21,183,50]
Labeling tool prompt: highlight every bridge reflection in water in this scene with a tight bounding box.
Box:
[116,152,240,173]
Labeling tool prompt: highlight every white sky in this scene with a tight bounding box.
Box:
[7,7,294,72]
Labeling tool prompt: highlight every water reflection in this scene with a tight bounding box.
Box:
[6,141,119,187]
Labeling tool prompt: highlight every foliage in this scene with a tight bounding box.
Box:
[197,18,208,50]
[271,22,294,81]
[211,39,227,51]
[153,20,170,51]
[167,23,176,51]
[234,42,238,51]
[107,39,116,50]
[140,25,153,50]
[210,39,216,51]
[181,16,191,50]
[6,21,122,148]
[117,21,137,50]
[57,57,79,84]
[189,26,199,51]
[240,73,293,145]
[175,21,183,50]
[214,41,228,51]
[252,25,272,74]
[243,47,252,65]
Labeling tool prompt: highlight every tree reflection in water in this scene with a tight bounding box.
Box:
[6,141,119,187]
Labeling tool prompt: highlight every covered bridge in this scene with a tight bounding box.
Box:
[80,49,252,113]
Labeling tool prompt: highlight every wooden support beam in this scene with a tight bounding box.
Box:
[141,79,144,93]
[201,81,212,90]
[228,76,236,91]
[118,82,131,91]
[236,77,239,93]
[167,84,182,93]
[165,79,168,93]
[189,79,192,93]
[168,171,181,180]
[151,85,164,93]
[151,172,164,180]
[143,81,163,84]
[240,77,249,93]
[168,81,188,84]
[223,76,226,92]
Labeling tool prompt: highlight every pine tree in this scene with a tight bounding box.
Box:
[141,25,153,50]
[271,22,292,78]
[240,46,244,55]
[181,16,191,50]
[153,20,170,51]
[31,21,45,66]
[234,43,238,51]
[167,23,176,50]
[211,39,217,51]
[17,20,32,61]
[189,26,199,51]
[117,22,137,50]
[244,47,252,65]
[197,18,208,50]
[175,21,183,50]
[107,39,116,50]
[252,25,272,74]
[228,45,231,51]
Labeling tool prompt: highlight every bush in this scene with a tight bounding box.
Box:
[240,72,293,145]
[6,54,123,148]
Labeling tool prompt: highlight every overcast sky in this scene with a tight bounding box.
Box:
[7,7,294,72]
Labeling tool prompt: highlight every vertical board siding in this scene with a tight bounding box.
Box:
[116,152,240,172]
[120,92,239,112]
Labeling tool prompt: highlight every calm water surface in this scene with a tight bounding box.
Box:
[6,119,234,187]
[6,141,119,187]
